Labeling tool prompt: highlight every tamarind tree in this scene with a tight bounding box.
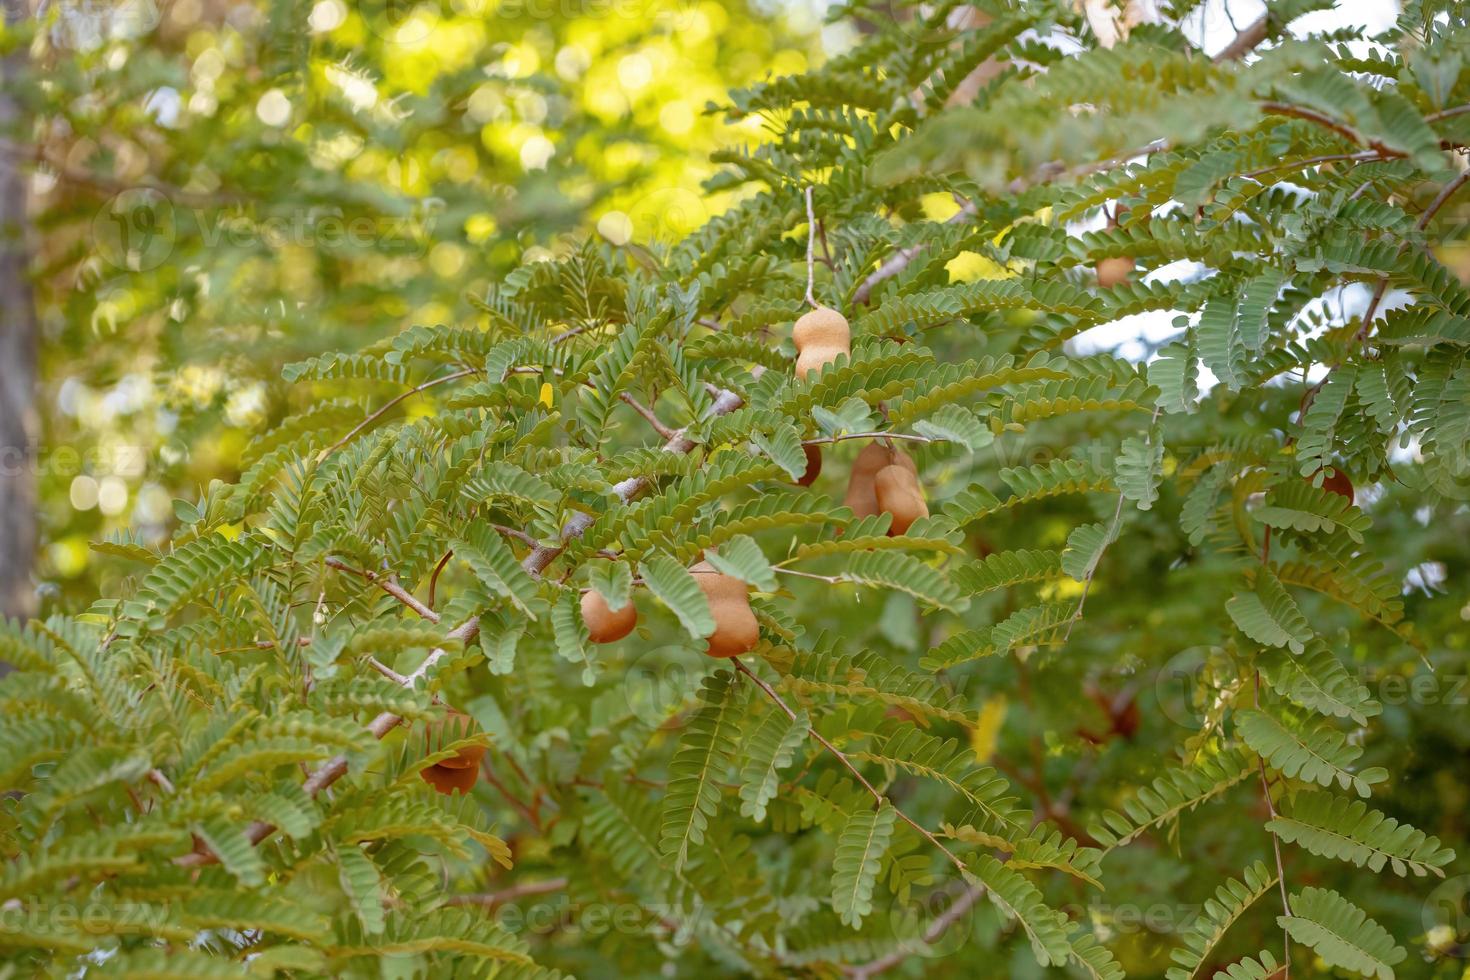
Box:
[4,1,1470,977]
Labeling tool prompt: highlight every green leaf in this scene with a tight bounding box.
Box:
[968,854,1072,968]
[1212,951,1283,980]
[911,405,994,451]
[1257,640,1379,725]
[844,550,969,613]
[659,671,745,869]
[552,590,597,685]
[812,396,877,436]
[751,422,807,480]
[831,803,897,929]
[703,535,777,592]
[193,819,265,888]
[1267,791,1454,877]
[1165,862,1278,980]
[336,845,386,935]
[450,524,540,618]
[639,555,716,638]
[1237,708,1388,797]
[1254,479,1371,544]
[1061,522,1116,582]
[1114,424,1163,511]
[737,706,808,822]
[1226,572,1313,654]
[1278,887,1406,979]
[586,558,634,612]
[1149,337,1198,414]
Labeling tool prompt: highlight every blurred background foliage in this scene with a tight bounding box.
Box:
[9,0,822,608]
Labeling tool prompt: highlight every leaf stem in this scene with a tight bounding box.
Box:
[731,657,970,876]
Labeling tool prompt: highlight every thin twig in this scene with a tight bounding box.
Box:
[519,387,746,578]
[1214,12,1269,62]
[490,525,540,548]
[802,431,942,446]
[844,884,985,979]
[1300,167,1470,412]
[427,550,453,609]
[445,877,570,909]
[317,368,475,462]
[1426,104,1470,123]
[550,323,592,344]
[731,658,970,875]
[619,391,677,440]
[326,556,441,623]
[1238,149,1382,181]
[1255,670,1292,974]
[804,185,819,309]
[772,567,844,584]
[175,616,482,868]
[1259,102,1403,158]
[1063,490,1126,642]
[853,200,976,306]
[1063,407,1160,641]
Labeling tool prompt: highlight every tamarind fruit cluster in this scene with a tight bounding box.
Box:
[691,560,760,658]
[578,561,759,659]
[420,711,486,796]
[793,306,850,380]
[582,590,638,643]
[844,443,927,535]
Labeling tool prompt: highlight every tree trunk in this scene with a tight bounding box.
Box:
[0,0,37,630]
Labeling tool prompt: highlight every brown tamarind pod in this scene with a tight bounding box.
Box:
[874,464,928,535]
[843,442,917,518]
[1096,256,1134,288]
[792,306,850,380]
[691,560,760,658]
[796,443,822,487]
[1312,467,1354,504]
[581,589,638,643]
[421,762,477,795]
[426,711,486,770]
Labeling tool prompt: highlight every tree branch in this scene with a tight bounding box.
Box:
[175,616,482,868]
[618,391,677,440]
[519,386,746,578]
[179,382,750,868]
[1214,12,1269,62]
[853,200,975,306]
[325,557,441,623]
[1259,102,1403,158]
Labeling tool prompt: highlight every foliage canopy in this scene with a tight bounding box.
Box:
[5,1,1470,978]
